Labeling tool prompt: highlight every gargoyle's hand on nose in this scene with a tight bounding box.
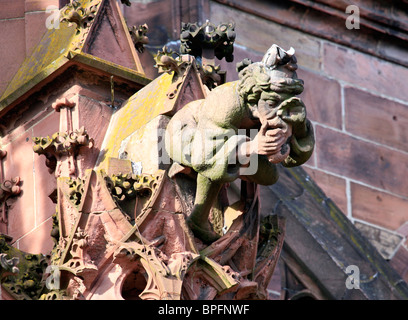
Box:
[250,120,287,156]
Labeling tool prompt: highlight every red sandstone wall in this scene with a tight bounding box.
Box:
[207,0,408,281]
[0,95,60,254]
[0,0,60,95]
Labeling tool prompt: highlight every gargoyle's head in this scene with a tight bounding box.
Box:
[237,44,307,163]
[237,44,304,111]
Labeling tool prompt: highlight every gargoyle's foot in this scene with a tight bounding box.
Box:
[187,217,220,244]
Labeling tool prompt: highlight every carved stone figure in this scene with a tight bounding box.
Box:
[165,44,314,243]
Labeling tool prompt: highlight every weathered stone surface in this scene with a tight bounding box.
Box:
[32,110,60,226]
[17,218,54,255]
[396,222,408,246]
[99,58,206,164]
[76,94,113,176]
[323,43,408,103]
[2,132,36,242]
[351,182,408,231]
[37,167,285,300]
[210,0,408,69]
[0,0,24,19]
[118,115,170,174]
[24,0,59,12]
[0,234,48,300]
[354,221,404,260]
[0,0,150,112]
[210,1,322,71]
[268,165,408,300]
[315,125,408,198]
[390,246,408,284]
[1,0,406,302]
[164,44,313,244]
[34,39,306,301]
[345,87,408,153]
[297,68,342,130]
[25,11,49,57]
[0,175,22,236]
[0,18,26,97]
[303,167,348,215]
[83,0,143,72]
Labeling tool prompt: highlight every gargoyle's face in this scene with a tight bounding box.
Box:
[250,92,294,124]
[250,94,307,164]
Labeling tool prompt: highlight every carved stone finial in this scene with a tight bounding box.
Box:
[153,46,187,75]
[60,0,101,30]
[180,21,236,63]
[32,127,94,177]
[177,21,235,88]
[59,0,103,53]
[0,177,21,199]
[129,24,149,53]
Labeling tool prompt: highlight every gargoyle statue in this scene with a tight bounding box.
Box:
[165,44,314,243]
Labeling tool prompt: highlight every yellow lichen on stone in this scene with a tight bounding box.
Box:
[0,22,77,107]
[0,0,148,110]
[98,72,175,164]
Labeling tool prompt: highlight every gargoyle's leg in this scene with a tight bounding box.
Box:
[187,173,223,243]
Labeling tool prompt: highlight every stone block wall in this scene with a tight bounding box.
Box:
[0,0,61,95]
[206,0,408,281]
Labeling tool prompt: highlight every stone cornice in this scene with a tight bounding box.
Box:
[213,0,408,68]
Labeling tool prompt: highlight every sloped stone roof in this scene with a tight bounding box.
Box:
[266,165,408,299]
[98,59,206,165]
[0,0,149,112]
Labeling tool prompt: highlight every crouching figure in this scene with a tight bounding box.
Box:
[165,44,315,243]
